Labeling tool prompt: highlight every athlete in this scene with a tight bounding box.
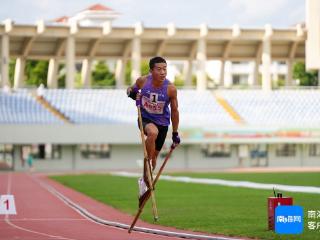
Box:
[127,56,180,191]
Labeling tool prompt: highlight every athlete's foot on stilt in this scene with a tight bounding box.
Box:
[138,177,148,197]
[138,177,149,207]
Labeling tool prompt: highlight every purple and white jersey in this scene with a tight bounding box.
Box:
[141,75,170,126]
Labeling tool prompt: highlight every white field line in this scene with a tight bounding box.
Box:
[111,172,320,194]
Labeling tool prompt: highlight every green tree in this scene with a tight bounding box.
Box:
[75,72,82,88]
[192,74,197,86]
[56,64,81,88]
[141,60,149,76]
[125,61,132,86]
[125,60,150,86]
[58,64,66,88]
[174,75,184,87]
[9,59,15,87]
[25,60,49,87]
[293,62,318,86]
[92,61,115,87]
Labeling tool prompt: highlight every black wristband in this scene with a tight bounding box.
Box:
[128,90,137,100]
[172,132,178,136]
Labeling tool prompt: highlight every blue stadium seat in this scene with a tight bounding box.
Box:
[2,89,320,128]
[220,90,320,127]
[0,90,63,124]
[42,89,236,126]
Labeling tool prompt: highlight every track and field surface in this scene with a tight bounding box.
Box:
[51,172,320,240]
[0,172,241,240]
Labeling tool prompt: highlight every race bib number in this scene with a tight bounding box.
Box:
[142,95,165,114]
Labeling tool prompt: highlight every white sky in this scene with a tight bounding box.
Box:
[0,0,305,28]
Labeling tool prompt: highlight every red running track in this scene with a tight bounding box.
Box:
[0,173,244,240]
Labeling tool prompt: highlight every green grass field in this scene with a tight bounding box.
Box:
[51,172,320,240]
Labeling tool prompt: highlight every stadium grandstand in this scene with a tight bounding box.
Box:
[0,1,320,171]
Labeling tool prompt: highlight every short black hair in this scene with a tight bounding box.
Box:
[149,56,167,69]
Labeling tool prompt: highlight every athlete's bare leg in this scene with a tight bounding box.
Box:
[144,123,158,173]
[151,151,160,171]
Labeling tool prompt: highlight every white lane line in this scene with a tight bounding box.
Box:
[5,219,78,240]
[6,172,11,195]
[4,173,78,240]
[111,171,320,194]
[30,174,244,240]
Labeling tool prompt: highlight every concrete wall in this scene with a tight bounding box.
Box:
[268,144,303,167]
[74,145,142,171]
[185,145,239,169]
[13,145,74,171]
[301,144,320,167]
[12,143,320,172]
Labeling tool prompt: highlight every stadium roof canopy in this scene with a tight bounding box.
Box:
[0,23,306,61]
[0,21,306,90]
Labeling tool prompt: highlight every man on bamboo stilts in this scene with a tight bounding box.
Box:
[127,56,180,205]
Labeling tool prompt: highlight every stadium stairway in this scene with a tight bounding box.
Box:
[33,93,73,124]
[214,92,245,124]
